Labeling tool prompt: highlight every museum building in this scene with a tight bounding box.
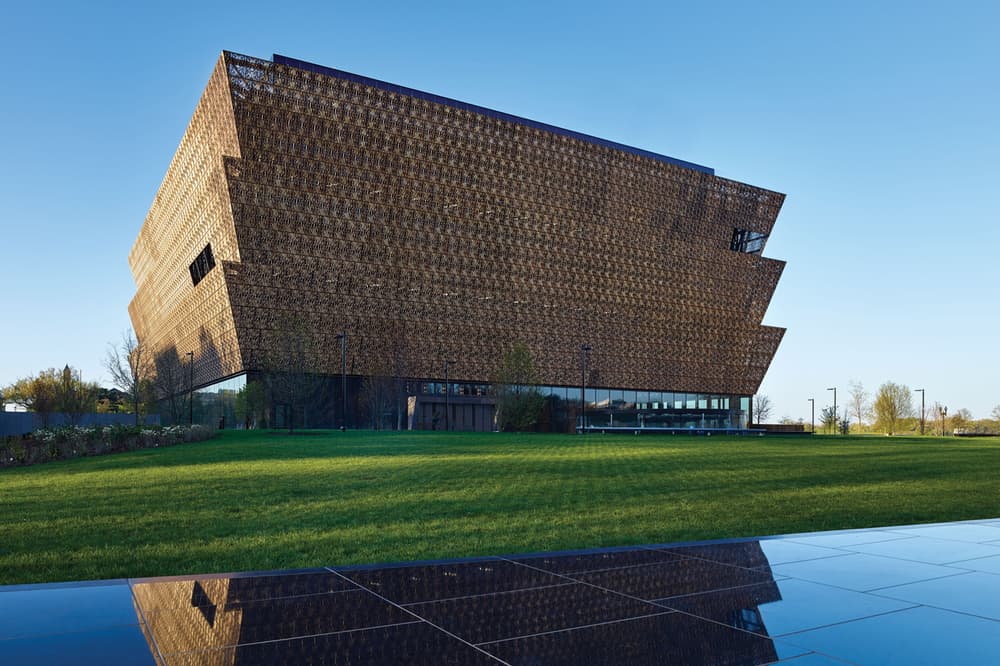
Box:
[128,51,787,431]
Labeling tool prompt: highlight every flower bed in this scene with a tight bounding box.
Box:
[0,424,216,468]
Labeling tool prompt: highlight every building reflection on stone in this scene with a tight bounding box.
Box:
[133,541,794,664]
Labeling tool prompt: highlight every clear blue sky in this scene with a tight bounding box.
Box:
[2,1,997,422]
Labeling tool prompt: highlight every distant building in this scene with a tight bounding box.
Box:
[129,51,786,431]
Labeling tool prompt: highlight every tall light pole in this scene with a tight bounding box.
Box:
[808,398,815,434]
[580,344,591,434]
[939,405,948,436]
[915,388,925,435]
[827,387,837,434]
[186,351,194,426]
[335,332,347,430]
[444,359,455,432]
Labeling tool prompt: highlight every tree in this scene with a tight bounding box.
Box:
[264,317,322,432]
[753,394,772,425]
[3,370,60,427]
[4,366,99,427]
[950,408,973,434]
[820,405,838,434]
[105,329,154,426]
[3,377,34,413]
[56,365,99,426]
[153,349,189,425]
[95,387,127,414]
[991,404,1000,423]
[872,381,913,435]
[234,380,267,429]
[847,380,869,432]
[492,342,544,432]
[930,401,948,436]
[388,319,409,431]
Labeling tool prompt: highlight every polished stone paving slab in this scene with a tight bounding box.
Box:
[2,518,1000,664]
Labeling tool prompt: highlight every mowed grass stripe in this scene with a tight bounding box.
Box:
[1,430,998,584]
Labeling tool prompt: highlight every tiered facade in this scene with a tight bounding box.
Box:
[129,51,786,430]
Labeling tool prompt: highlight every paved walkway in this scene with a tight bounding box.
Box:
[3,518,1000,664]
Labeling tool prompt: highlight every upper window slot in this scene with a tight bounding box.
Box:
[730,228,767,255]
[189,243,216,286]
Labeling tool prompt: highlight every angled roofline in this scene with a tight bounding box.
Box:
[271,53,714,176]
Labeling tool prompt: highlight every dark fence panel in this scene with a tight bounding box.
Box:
[0,412,161,437]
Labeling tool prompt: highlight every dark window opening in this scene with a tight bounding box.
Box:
[732,607,765,633]
[730,228,768,254]
[189,243,216,286]
[190,581,217,626]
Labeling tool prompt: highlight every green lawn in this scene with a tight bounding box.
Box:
[2,430,999,585]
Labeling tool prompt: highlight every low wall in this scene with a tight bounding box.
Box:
[0,412,161,437]
[759,423,808,434]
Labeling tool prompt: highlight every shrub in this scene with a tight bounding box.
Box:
[0,424,217,469]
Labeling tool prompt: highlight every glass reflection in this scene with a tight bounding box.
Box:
[192,374,246,429]
[17,526,990,663]
[484,611,784,665]
[130,543,795,664]
[407,380,753,431]
[659,539,918,641]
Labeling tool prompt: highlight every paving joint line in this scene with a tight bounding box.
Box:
[324,566,510,665]
[497,556,682,612]
[399,581,578,607]
[474,610,675,647]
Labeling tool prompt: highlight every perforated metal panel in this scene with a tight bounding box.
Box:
[130,52,786,397]
[128,57,243,388]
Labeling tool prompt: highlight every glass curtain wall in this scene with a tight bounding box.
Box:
[169,375,750,432]
[409,381,751,431]
[191,374,246,429]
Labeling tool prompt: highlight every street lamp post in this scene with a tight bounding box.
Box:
[939,405,948,436]
[808,398,815,434]
[335,332,347,430]
[186,351,194,426]
[580,344,592,434]
[915,388,925,435]
[827,387,837,434]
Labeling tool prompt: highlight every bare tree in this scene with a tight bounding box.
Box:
[360,372,395,430]
[753,394,773,425]
[847,380,869,433]
[839,407,852,435]
[930,401,948,436]
[991,404,1000,423]
[872,381,913,435]
[153,349,188,425]
[105,329,154,426]
[389,319,409,431]
[264,317,322,432]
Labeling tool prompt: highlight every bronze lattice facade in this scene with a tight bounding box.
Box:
[129,51,786,430]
